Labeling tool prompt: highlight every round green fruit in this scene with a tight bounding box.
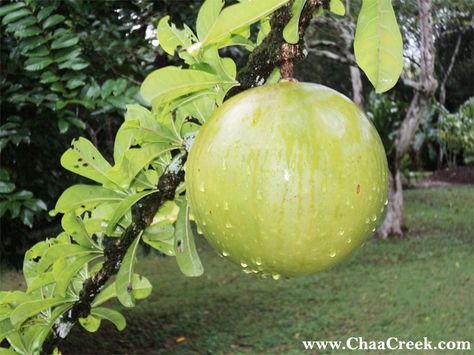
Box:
[186,82,388,277]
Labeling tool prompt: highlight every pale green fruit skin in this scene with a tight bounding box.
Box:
[186,82,388,277]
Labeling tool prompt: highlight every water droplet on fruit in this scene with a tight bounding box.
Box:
[240,261,248,268]
[222,159,227,171]
[346,238,352,244]
[284,169,290,181]
[272,273,281,280]
[100,221,108,228]
[202,220,207,226]
[256,190,263,200]
[338,229,345,236]
[329,250,337,258]
[199,182,205,192]
[222,251,229,257]
[243,268,252,274]
[372,227,376,232]
[223,201,229,210]
[225,222,233,229]
[384,199,388,206]
[255,257,262,265]
[365,218,370,224]
[371,215,377,222]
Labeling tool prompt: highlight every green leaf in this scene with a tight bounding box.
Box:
[58,118,69,133]
[10,298,72,328]
[266,67,281,84]
[91,274,151,308]
[196,0,224,41]
[14,25,41,39]
[91,307,126,331]
[42,14,65,29]
[283,0,306,44]
[60,137,115,186]
[143,224,175,255]
[203,0,289,45]
[329,0,345,15]
[37,243,99,273]
[79,314,101,332]
[5,16,35,32]
[19,36,45,53]
[354,0,403,93]
[175,199,204,277]
[0,181,15,193]
[54,254,100,297]
[26,272,55,294]
[23,241,49,285]
[256,18,271,46]
[24,56,53,71]
[61,212,96,247]
[51,34,79,49]
[0,318,14,342]
[106,190,156,235]
[115,234,142,307]
[130,274,152,300]
[55,47,81,63]
[52,184,124,215]
[25,45,49,57]
[2,8,31,25]
[0,3,26,17]
[141,66,234,105]
[157,16,194,55]
[36,5,55,21]
[106,143,169,189]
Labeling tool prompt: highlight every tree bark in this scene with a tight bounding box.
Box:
[377,0,438,238]
[439,34,462,107]
[350,65,364,107]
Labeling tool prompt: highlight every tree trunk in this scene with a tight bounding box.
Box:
[378,169,404,239]
[377,0,438,238]
[350,65,364,107]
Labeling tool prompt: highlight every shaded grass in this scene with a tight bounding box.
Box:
[2,186,473,354]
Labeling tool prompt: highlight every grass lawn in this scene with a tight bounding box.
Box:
[1,186,473,354]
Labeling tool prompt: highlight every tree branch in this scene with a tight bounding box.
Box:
[42,154,187,354]
[229,0,322,96]
[439,33,462,106]
[42,2,322,352]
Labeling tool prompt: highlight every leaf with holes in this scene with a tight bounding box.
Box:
[60,138,115,186]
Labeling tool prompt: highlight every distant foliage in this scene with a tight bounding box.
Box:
[0,0,158,263]
[439,97,474,165]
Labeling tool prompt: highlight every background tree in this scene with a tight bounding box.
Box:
[0,0,203,266]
